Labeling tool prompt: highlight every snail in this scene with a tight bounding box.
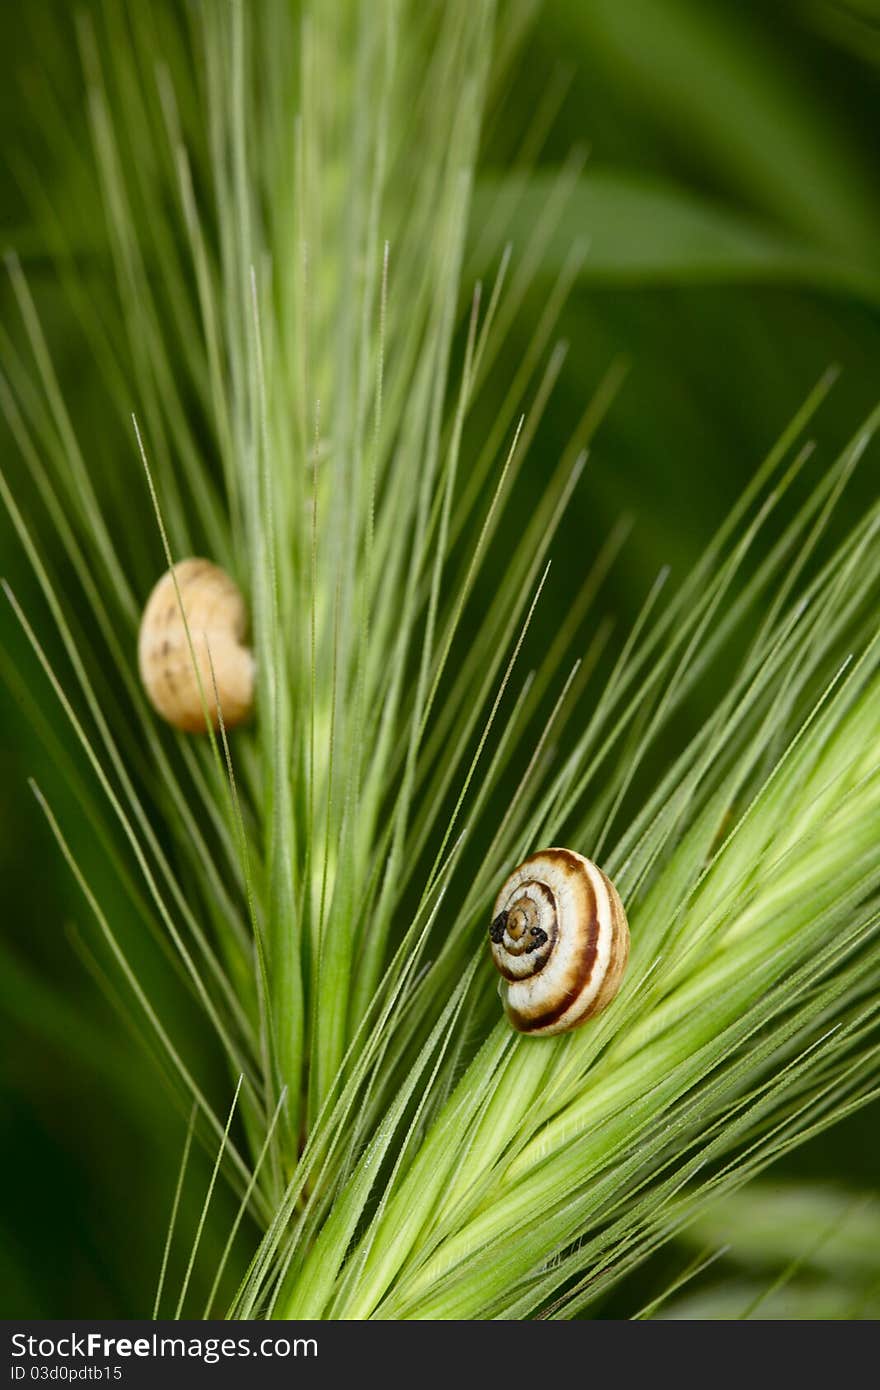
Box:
[488,848,629,1036]
[138,558,255,733]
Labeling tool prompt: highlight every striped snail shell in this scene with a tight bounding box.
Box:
[488,848,629,1036]
[138,558,255,734]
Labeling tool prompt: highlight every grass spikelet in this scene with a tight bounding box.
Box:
[1,0,879,1321]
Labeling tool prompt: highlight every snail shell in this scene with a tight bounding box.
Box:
[138,558,255,733]
[489,848,629,1036]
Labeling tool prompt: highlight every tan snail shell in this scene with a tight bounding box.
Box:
[489,847,629,1036]
[138,558,255,733]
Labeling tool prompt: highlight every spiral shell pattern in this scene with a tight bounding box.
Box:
[138,558,255,734]
[489,847,629,1036]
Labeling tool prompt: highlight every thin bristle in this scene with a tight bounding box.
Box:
[1,0,878,1325]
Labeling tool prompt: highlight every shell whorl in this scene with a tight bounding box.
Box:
[138,558,255,734]
[489,848,629,1037]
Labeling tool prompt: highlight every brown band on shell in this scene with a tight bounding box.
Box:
[492,881,558,981]
[585,868,630,1018]
[490,847,630,1037]
[509,849,599,1031]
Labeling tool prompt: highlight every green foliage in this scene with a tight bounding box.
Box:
[659,1181,880,1318]
[1,0,879,1319]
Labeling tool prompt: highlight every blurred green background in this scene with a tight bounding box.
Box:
[2,0,879,1317]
